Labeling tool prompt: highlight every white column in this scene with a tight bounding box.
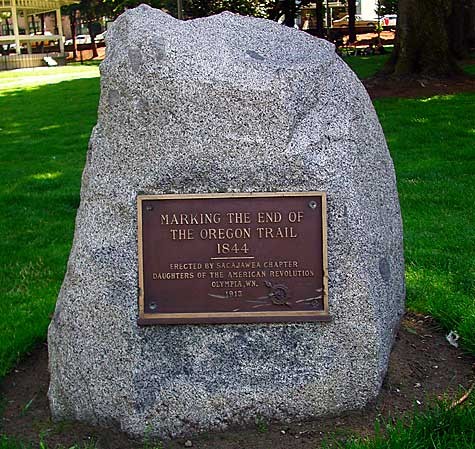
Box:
[11,0,21,55]
[55,8,64,54]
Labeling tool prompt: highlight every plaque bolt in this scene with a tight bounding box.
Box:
[146,205,153,211]
[308,201,317,209]
[149,302,157,310]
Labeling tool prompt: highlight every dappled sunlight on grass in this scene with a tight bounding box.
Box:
[39,124,61,131]
[418,94,456,102]
[0,65,100,93]
[30,171,62,181]
[0,77,99,153]
[411,117,428,124]
[0,121,22,135]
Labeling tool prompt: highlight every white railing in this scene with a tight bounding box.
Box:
[0,33,61,42]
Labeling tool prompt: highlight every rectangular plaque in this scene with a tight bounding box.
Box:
[137,192,329,324]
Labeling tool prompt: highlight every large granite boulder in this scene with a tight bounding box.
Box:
[48,5,405,439]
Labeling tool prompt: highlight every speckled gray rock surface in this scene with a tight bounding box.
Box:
[48,5,405,439]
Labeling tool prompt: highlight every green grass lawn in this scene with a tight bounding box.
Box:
[343,53,391,79]
[342,52,475,79]
[326,397,475,448]
[0,62,474,448]
[0,65,99,91]
[375,93,475,353]
[464,63,475,76]
[0,68,100,376]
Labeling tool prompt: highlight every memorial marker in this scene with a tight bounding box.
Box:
[48,6,405,439]
[138,192,329,324]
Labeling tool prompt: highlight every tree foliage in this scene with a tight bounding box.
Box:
[185,0,271,18]
[61,0,475,78]
[62,0,274,26]
[104,0,177,17]
[381,0,398,14]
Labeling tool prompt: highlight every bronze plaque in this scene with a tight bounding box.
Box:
[137,192,329,324]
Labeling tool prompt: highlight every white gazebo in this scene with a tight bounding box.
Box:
[0,0,77,67]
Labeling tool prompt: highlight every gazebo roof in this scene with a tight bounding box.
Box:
[0,0,78,15]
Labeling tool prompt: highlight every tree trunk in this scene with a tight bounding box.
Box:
[315,0,325,37]
[467,0,475,49]
[39,13,45,52]
[30,15,36,34]
[448,0,473,59]
[87,21,98,58]
[348,0,356,43]
[70,12,77,60]
[2,18,11,54]
[188,0,212,17]
[385,0,459,77]
[282,0,296,27]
